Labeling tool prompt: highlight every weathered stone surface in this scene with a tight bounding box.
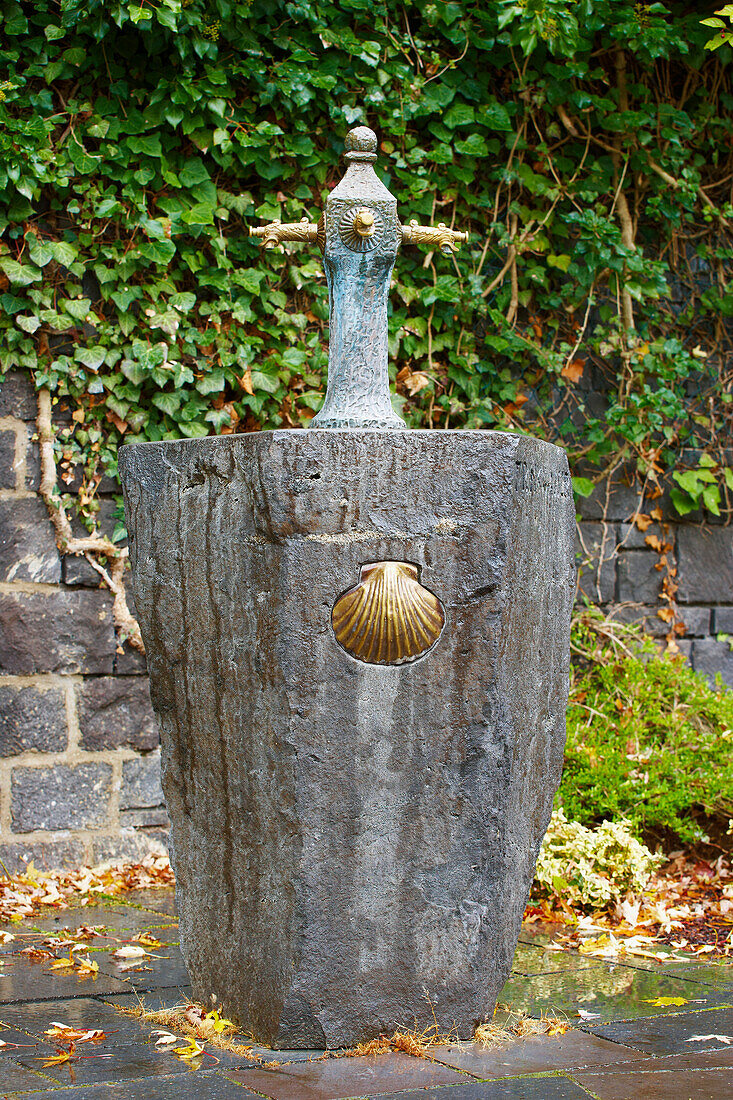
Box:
[678,527,733,604]
[24,429,41,491]
[121,752,164,810]
[576,522,616,603]
[617,521,666,550]
[11,763,113,831]
[77,676,158,751]
[63,553,102,587]
[91,829,168,864]
[713,607,733,633]
[0,371,37,420]
[0,498,61,583]
[0,430,17,489]
[114,641,148,675]
[678,606,712,637]
[691,638,733,689]
[0,838,88,873]
[617,550,667,604]
[121,429,575,1048]
[0,590,116,674]
[0,684,67,755]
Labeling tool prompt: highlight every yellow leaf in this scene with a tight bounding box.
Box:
[644,996,689,1007]
[174,1037,205,1061]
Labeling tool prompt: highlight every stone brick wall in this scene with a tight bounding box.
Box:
[0,372,167,871]
[576,470,733,686]
[0,369,731,870]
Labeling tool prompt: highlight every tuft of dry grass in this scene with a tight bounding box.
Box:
[115,996,571,1067]
[113,997,282,1067]
[474,1010,571,1047]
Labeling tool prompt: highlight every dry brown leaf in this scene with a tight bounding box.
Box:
[561,359,584,383]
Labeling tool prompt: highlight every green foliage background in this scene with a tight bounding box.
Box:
[0,0,731,514]
[562,610,733,847]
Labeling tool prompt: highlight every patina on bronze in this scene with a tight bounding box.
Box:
[249,125,467,430]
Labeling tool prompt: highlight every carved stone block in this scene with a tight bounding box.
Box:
[120,429,575,1048]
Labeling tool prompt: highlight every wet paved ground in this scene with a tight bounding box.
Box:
[0,889,730,1098]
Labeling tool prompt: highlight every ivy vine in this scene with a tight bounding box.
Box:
[0,0,731,534]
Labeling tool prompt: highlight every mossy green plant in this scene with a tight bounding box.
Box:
[559,609,733,848]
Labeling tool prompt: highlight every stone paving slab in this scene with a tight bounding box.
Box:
[0,1071,263,1098]
[222,1052,468,1099]
[585,1006,733,1055]
[425,1031,651,1077]
[499,964,731,1023]
[364,1079,596,1099]
[571,1062,733,1100]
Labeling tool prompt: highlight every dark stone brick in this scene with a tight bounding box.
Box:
[23,430,40,491]
[91,830,168,864]
[713,607,733,633]
[11,762,113,831]
[0,684,67,755]
[114,641,148,675]
[678,527,733,604]
[576,471,642,522]
[576,522,616,603]
[120,807,170,827]
[0,371,37,420]
[0,430,17,489]
[691,638,733,689]
[63,553,102,587]
[617,550,668,604]
[0,590,116,674]
[121,752,164,810]
[607,604,667,638]
[0,498,61,583]
[77,676,158,751]
[678,605,711,637]
[617,521,667,550]
[0,839,88,873]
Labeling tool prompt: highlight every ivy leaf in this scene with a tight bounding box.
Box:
[75,347,107,372]
[196,370,226,394]
[250,370,281,394]
[170,292,196,312]
[0,259,41,286]
[50,241,79,267]
[68,136,101,175]
[548,254,572,272]
[152,391,182,416]
[16,315,41,333]
[444,103,475,129]
[63,298,92,321]
[26,237,55,267]
[571,477,595,498]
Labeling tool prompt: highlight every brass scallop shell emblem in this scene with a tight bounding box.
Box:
[332,562,445,666]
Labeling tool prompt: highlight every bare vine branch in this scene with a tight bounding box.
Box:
[36,388,144,653]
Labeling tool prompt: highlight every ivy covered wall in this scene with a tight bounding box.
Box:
[0,0,731,640]
[1,0,732,867]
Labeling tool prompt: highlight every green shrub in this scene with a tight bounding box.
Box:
[533,809,663,910]
[559,610,733,847]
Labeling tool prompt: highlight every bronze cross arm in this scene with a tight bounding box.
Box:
[247,124,468,429]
